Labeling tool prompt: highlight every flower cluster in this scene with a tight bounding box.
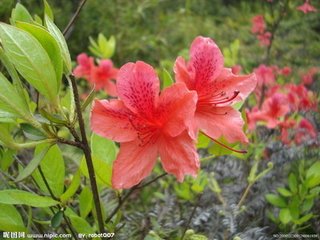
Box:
[297,0,317,14]
[73,53,118,96]
[251,15,272,47]
[246,64,318,145]
[88,36,257,189]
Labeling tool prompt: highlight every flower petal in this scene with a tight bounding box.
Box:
[90,99,137,142]
[214,68,257,104]
[196,106,248,143]
[159,131,199,182]
[116,61,160,118]
[104,80,117,97]
[174,56,194,89]
[112,140,158,189]
[189,36,224,90]
[159,83,197,138]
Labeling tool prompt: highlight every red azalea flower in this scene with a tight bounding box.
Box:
[279,118,297,145]
[301,67,318,86]
[254,64,276,100]
[73,53,94,79]
[91,61,199,189]
[286,84,317,111]
[251,15,266,34]
[247,93,289,129]
[279,66,292,76]
[294,118,317,144]
[257,31,272,46]
[174,36,256,143]
[73,53,118,96]
[297,0,317,14]
[90,60,118,96]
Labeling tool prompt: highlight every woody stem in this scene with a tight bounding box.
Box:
[68,75,105,234]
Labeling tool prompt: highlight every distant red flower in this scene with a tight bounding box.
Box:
[73,53,118,96]
[246,93,289,129]
[91,61,199,189]
[301,67,318,86]
[257,32,272,46]
[297,0,317,14]
[254,64,276,100]
[174,36,256,143]
[286,84,317,111]
[73,53,94,79]
[294,118,317,144]
[279,117,297,144]
[279,66,292,76]
[231,65,242,75]
[251,15,266,34]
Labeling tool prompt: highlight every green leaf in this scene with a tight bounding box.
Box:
[91,133,117,165]
[43,0,54,21]
[302,198,314,213]
[288,173,298,193]
[65,208,95,234]
[265,194,287,208]
[295,213,313,225]
[60,170,81,203]
[0,203,26,231]
[32,144,65,197]
[21,123,46,140]
[161,68,173,89]
[10,3,33,25]
[79,187,93,219]
[44,15,72,73]
[279,208,292,225]
[0,72,31,118]
[0,23,58,100]
[16,22,63,90]
[306,161,320,188]
[0,189,58,207]
[51,211,63,228]
[277,187,292,197]
[0,148,15,171]
[288,195,300,220]
[15,145,51,182]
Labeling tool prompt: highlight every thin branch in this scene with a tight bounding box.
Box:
[68,75,105,234]
[57,137,83,149]
[63,0,88,36]
[180,194,202,240]
[63,213,79,240]
[38,166,58,200]
[105,173,167,224]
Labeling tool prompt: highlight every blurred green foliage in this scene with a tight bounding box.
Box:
[1,0,319,71]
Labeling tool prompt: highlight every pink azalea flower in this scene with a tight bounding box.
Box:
[73,53,118,96]
[286,83,317,111]
[257,32,272,46]
[174,36,256,143]
[91,61,199,189]
[251,15,266,34]
[297,1,317,14]
[254,64,276,100]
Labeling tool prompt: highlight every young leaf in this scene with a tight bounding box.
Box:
[10,3,33,25]
[161,68,173,89]
[0,189,58,207]
[0,23,58,100]
[21,123,46,140]
[32,144,65,197]
[43,0,54,21]
[44,15,72,73]
[15,145,51,182]
[60,170,81,203]
[288,173,298,193]
[51,211,63,228]
[16,22,63,90]
[79,187,93,219]
[277,187,292,197]
[265,194,287,208]
[306,161,320,188]
[0,203,26,231]
[279,208,292,225]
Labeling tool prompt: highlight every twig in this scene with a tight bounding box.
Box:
[180,194,202,240]
[57,137,83,149]
[237,183,253,208]
[105,173,167,224]
[63,213,79,240]
[63,0,88,36]
[68,75,105,234]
